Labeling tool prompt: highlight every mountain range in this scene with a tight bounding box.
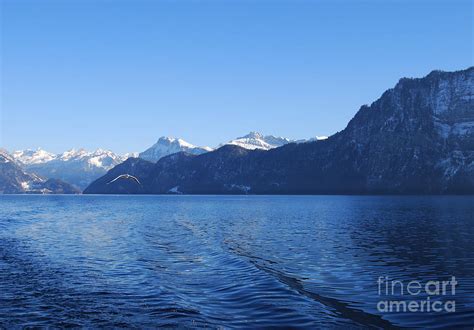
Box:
[138,132,312,162]
[3,67,472,194]
[2,132,304,192]
[0,149,79,194]
[224,132,328,150]
[84,67,474,195]
[11,148,129,190]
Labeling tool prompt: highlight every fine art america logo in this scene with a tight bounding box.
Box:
[377,276,457,313]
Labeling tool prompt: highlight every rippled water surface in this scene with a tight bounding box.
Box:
[0,195,473,328]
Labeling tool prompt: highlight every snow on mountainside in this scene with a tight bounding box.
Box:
[57,148,126,169]
[295,136,329,144]
[13,148,127,170]
[225,132,292,150]
[139,137,213,162]
[123,152,139,159]
[12,148,56,164]
[0,148,79,194]
[12,148,128,190]
[0,149,15,163]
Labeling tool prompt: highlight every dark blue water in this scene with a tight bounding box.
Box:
[0,195,473,328]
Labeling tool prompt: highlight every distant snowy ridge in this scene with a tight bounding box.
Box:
[12,148,129,169]
[0,149,78,194]
[9,133,327,189]
[11,148,130,190]
[12,148,56,165]
[295,136,328,143]
[57,148,127,169]
[223,132,327,150]
[224,132,292,150]
[139,137,213,162]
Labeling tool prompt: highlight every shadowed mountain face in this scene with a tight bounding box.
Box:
[84,67,474,195]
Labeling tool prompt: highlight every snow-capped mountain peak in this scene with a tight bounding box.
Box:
[243,131,264,140]
[225,132,292,150]
[164,137,193,148]
[11,148,127,190]
[58,148,89,161]
[12,148,57,165]
[139,136,213,162]
[86,149,125,169]
[51,148,124,165]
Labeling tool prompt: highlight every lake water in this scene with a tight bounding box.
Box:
[0,195,473,328]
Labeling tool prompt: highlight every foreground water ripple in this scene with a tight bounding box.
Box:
[0,195,473,328]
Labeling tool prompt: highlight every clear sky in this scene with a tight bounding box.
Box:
[1,0,472,154]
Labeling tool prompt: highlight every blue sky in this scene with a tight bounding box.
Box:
[1,0,472,154]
